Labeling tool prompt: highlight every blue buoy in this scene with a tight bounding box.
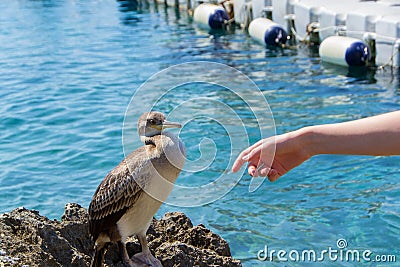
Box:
[249,18,288,47]
[319,36,371,67]
[193,4,229,30]
[345,41,371,66]
[264,25,288,46]
[208,9,229,29]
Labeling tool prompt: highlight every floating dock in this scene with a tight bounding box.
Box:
[156,0,400,68]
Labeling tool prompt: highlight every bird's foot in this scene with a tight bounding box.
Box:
[131,251,162,267]
[122,258,133,267]
[122,257,149,267]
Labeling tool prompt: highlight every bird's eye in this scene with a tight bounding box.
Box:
[148,119,155,124]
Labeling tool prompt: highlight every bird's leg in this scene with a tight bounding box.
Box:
[118,241,134,267]
[132,233,162,267]
[91,242,108,267]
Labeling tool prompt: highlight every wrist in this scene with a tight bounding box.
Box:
[295,126,321,158]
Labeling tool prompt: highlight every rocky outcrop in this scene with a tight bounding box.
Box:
[0,203,241,267]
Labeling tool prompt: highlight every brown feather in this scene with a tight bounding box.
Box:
[88,146,154,241]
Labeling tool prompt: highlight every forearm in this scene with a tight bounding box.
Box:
[300,111,400,157]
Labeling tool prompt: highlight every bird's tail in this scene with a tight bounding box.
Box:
[90,244,107,267]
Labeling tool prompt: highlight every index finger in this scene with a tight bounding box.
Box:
[231,140,264,172]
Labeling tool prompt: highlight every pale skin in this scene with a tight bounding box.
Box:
[232,111,400,182]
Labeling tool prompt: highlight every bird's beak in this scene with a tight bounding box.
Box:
[161,120,182,129]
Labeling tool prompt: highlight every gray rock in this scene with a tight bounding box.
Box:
[0,203,241,267]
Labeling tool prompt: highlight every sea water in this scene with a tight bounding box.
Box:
[0,0,399,266]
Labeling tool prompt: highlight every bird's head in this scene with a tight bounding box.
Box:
[138,111,181,141]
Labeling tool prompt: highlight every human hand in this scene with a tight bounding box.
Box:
[231,130,311,181]
[232,111,400,182]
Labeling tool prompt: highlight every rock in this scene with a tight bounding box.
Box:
[0,204,241,267]
[0,204,91,267]
[61,203,88,222]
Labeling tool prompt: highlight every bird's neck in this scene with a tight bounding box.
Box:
[144,138,156,146]
[140,135,158,146]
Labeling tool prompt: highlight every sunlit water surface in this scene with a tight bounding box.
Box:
[0,1,399,265]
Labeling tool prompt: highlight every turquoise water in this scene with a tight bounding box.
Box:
[1,0,399,266]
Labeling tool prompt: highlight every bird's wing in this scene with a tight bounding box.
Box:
[88,146,153,240]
